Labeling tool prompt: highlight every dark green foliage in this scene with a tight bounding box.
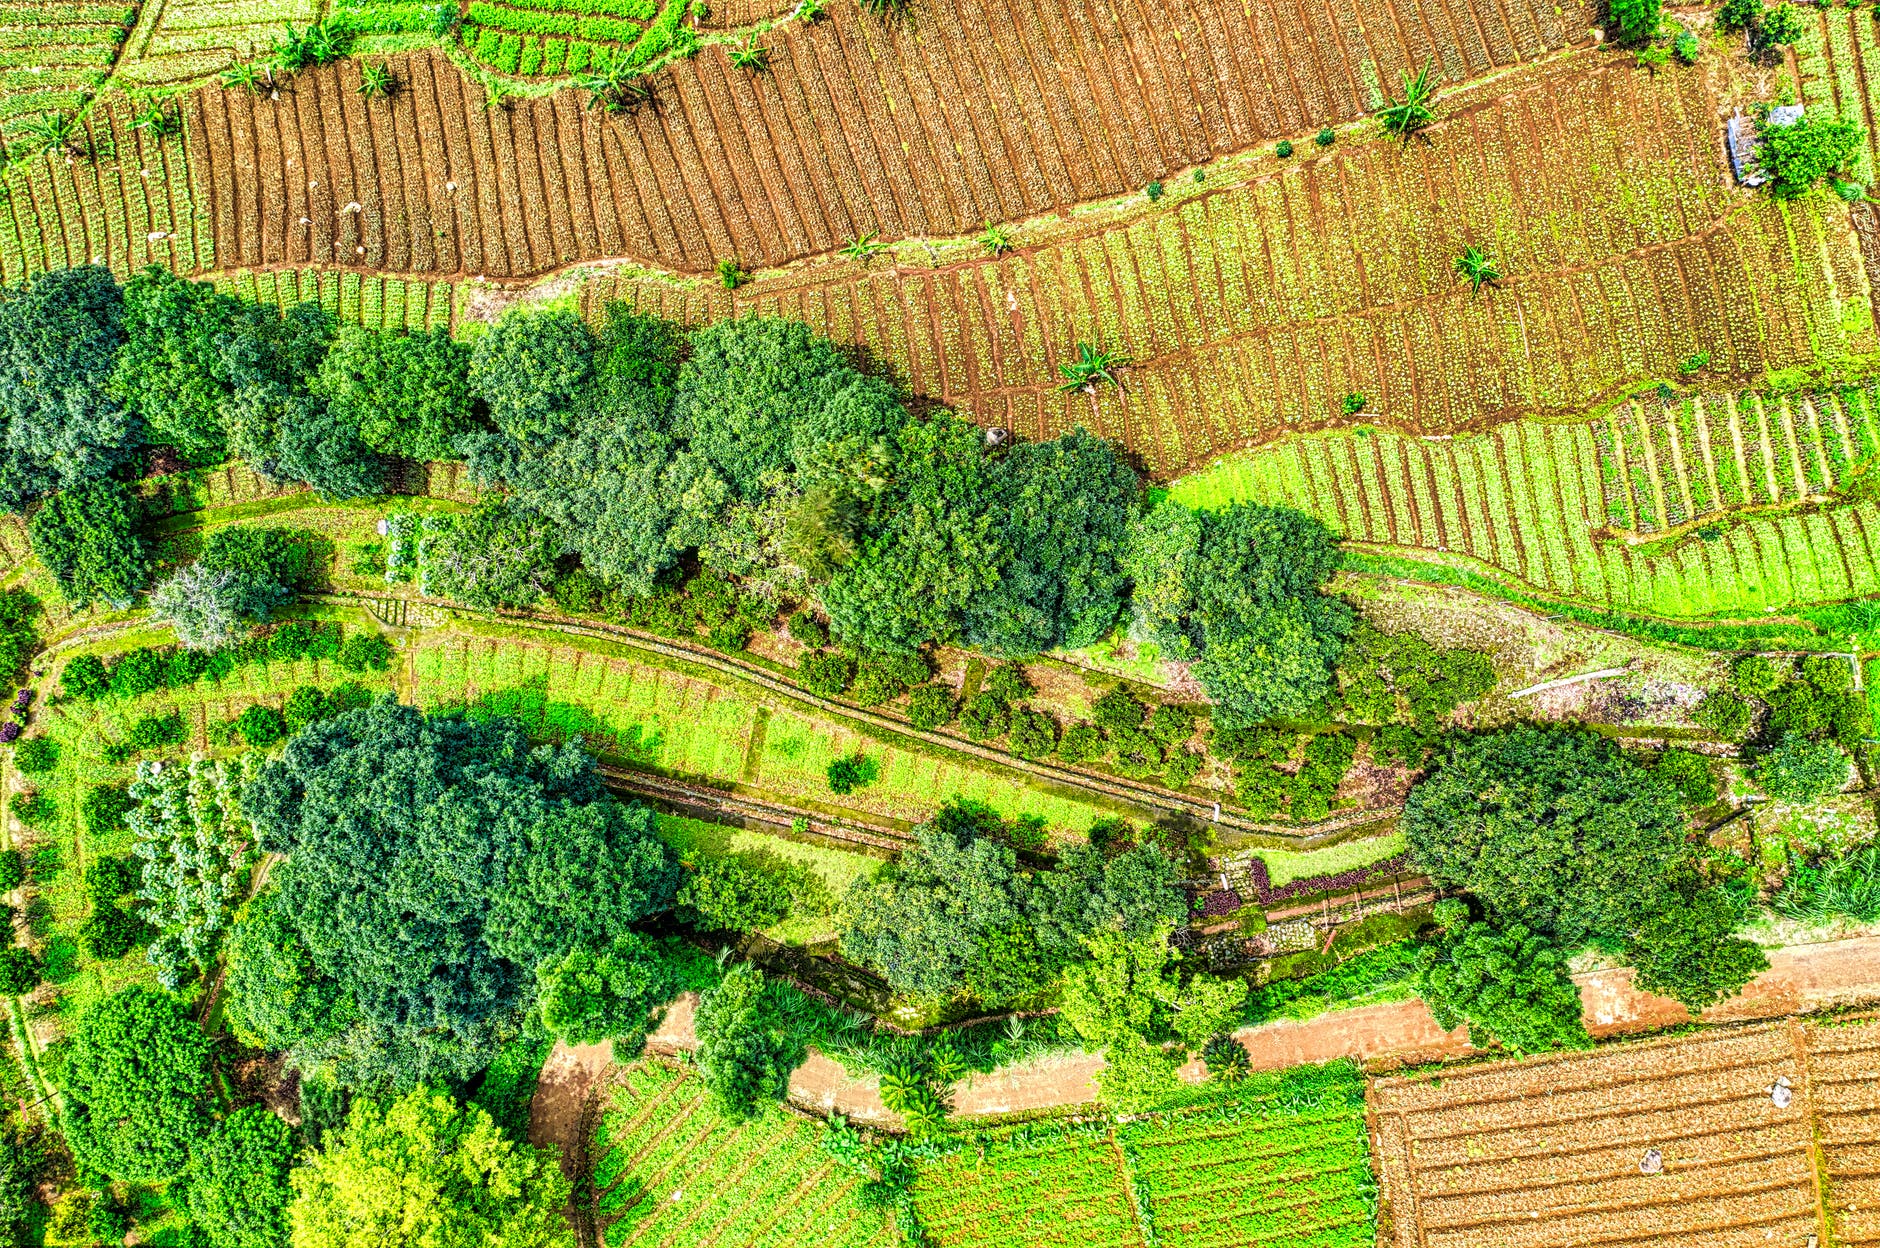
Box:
[62,653,108,700]
[1144,703,1197,747]
[1404,725,1691,946]
[1759,109,1865,198]
[314,324,476,461]
[982,663,1031,704]
[797,650,855,697]
[467,1034,554,1143]
[1091,688,1145,732]
[236,704,285,748]
[1717,0,1762,30]
[60,985,213,1182]
[0,947,36,994]
[469,309,597,445]
[11,792,52,828]
[694,962,806,1118]
[1275,139,1293,158]
[1758,731,1849,801]
[123,710,186,753]
[0,265,137,509]
[1164,747,1202,788]
[676,857,793,932]
[787,611,829,648]
[422,497,558,610]
[1337,623,1495,726]
[1694,690,1752,738]
[0,589,36,678]
[960,429,1139,657]
[0,1123,40,1236]
[28,479,148,607]
[1007,707,1058,759]
[240,700,681,1090]
[959,691,1009,741]
[1417,903,1589,1053]
[1758,1,1803,46]
[109,266,234,463]
[183,1105,293,1248]
[273,393,390,498]
[1627,887,1767,1010]
[79,787,127,840]
[1056,721,1102,763]
[536,932,679,1047]
[672,317,903,499]
[12,738,54,773]
[1125,500,1352,723]
[906,683,955,730]
[282,685,328,733]
[1733,653,1781,697]
[336,632,393,672]
[109,647,166,699]
[79,905,140,960]
[1370,723,1435,769]
[826,753,878,794]
[1656,747,1717,806]
[848,652,927,707]
[201,525,313,588]
[1608,0,1661,42]
[1029,842,1185,954]
[0,849,22,892]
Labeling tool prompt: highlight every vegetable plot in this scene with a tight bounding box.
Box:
[128,753,261,989]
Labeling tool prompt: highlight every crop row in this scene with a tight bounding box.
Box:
[460,23,618,75]
[1799,5,1880,182]
[211,269,453,331]
[124,0,319,89]
[0,0,133,146]
[463,2,643,44]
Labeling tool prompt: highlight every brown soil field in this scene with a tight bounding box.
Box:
[1371,1017,1880,1248]
[173,0,1593,278]
[584,54,1874,473]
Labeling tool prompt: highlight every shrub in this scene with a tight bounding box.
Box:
[959,691,1009,741]
[110,647,169,699]
[826,754,878,794]
[1733,653,1782,697]
[62,654,109,701]
[282,685,329,732]
[1057,722,1103,763]
[1007,708,1058,759]
[797,650,855,697]
[336,631,393,672]
[28,480,148,608]
[1314,126,1335,146]
[1717,0,1761,30]
[1164,748,1203,788]
[1759,110,1865,199]
[12,793,53,828]
[1758,732,1849,801]
[787,611,828,648]
[13,738,56,774]
[1694,690,1752,738]
[1091,688,1145,732]
[80,906,141,961]
[235,705,286,748]
[0,948,37,995]
[80,785,132,835]
[0,851,21,892]
[849,652,928,707]
[124,712,186,753]
[1275,139,1292,158]
[1656,747,1717,806]
[982,663,1031,704]
[906,684,955,730]
[1608,0,1660,42]
[676,858,793,932]
[535,932,679,1048]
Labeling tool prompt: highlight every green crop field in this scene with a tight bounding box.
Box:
[115,0,318,88]
[212,269,455,332]
[0,0,133,146]
[591,1058,893,1248]
[1251,833,1406,891]
[911,1063,1375,1248]
[1169,387,1880,619]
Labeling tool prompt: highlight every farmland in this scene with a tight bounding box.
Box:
[589,1058,894,1248]
[0,0,133,147]
[909,1062,1375,1248]
[1371,1018,1880,1248]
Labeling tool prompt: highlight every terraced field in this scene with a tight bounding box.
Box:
[112,0,317,88]
[1168,387,1880,617]
[1372,1021,1844,1248]
[1811,1017,1880,1248]
[0,0,134,146]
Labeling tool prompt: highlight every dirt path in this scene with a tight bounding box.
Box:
[535,934,1880,1148]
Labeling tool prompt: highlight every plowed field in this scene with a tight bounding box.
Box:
[177,0,1593,278]
[1370,1019,1880,1248]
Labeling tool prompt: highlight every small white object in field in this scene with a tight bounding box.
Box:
[343,202,362,213]
[1638,1149,1662,1174]
[1770,1082,1792,1109]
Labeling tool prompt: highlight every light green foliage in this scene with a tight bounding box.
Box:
[470,309,598,445]
[289,1089,574,1248]
[110,266,235,463]
[1608,0,1661,43]
[536,932,678,1047]
[1628,888,1768,1010]
[1759,110,1865,198]
[417,497,559,610]
[186,1105,294,1248]
[1656,747,1717,806]
[128,755,261,990]
[315,325,476,461]
[1694,690,1752,738]
[1759,731,1850,801]
[28,479,147,607]
[1061,924,1178,1047]
[675,856,793,932]
[693,962,806,1118]
[1336,623,1495,726]
[1171,973,1250,1055]
[222,889,358,1056]
[60,985,213,1182]
[1417,904,1589,1053]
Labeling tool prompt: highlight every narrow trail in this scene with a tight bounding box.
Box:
[532,934,1880,1154]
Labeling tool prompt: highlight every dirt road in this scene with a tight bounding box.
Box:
[534,934,1880,1144]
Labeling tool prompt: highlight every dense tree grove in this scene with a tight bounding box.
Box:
[59,986,214,1182]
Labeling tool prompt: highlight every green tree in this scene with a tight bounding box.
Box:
[535,932,678,1047]
[1656,747,1717,807]
[0,265,138,510]
[1417,904,1590,1053]
[1626,887,1769,1011]
[420,497,558,611]
[59,985,213,1182]
[28,479,147,608]
[676,857,793,932]
[1405,726,1692,946]
[186,1105,294,1248]
[1608,0,1661,42]
[1029,843,1186,954]
[1171,973,1249,1056]
[1758,731,1849,801]
[0,588,37,679]
[0,947,37,995]
[469,309,597,446]
[1759,109,1865,198]
[839,800,1032,1000]
[693,962,806,1119]
[150,562,277,650]
[222,888,358,1054]
[314,325,476,461]
[288,1089,573,1248]
[1060,924,1179,1046]
[109,265,237,463]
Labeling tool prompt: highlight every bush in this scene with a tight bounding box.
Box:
[13,738,55,774]
[676,858,793,932]
[1656,748,1716,807]
[1165,748,1203,788]
[1091,688,1145,732]
[1758,732,1849,801]
[337,631,393,672]
[28,480,148,608]
[1732,653,1781,698]
[1607,0,1660,42]
[906,684,955,730]
[1057,722,1103,763]
[282,685,329,732]
[62,654,109,701]
[959,691,1010,741]
[1627,888,1768,1010]
[124,712,186,753]
[1007,708,1059,759]
[826,754,878,794]
[982,663,1030,704]
[787,611,828,648]
[797,650,855,697]
[693,962,806,1118]
[469,309,596,445]
[79,906,141,961]
[0,850,22,892]
[1694,689,1752,738]
[1759,109,1865,199]
[0,947,35,995]
[235,705,286,748]
[849,652,928,707]
[535,932,679,1048]
[1418,906,1589,1054]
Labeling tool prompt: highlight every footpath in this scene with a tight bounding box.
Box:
[530,933,1880,1158]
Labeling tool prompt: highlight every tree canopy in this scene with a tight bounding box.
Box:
[692,962,806,1119]
[469,309,597,446]
[28,479,147,607]
[1416,903,1589,1053]
[314,325,476,461]
[58,985,213,1182]
[185,1105,296,1248]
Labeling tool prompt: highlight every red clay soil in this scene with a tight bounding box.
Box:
[533,934,1880,1154]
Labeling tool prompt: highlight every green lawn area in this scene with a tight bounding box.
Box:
[652,813,884,946]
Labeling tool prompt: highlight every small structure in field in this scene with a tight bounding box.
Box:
[1728,104,1803,186]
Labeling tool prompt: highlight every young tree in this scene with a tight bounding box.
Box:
[535,932,679,1047]
[469,309,598,446]
[1758,731,1849,801]
[185,1105,294,1248]
[0,265,139,510]
[59,986,214,1182]
[693,962,806,1118]
[314,324,476,461]
[28,479,148,608]
[675,857,793,932]
[289,1090,573,1248]
[1759,110,1865,199]
[1627,887,1769,1010]
[1417,903,1590,1053]
[1608,0,1661,43]
[1404,725,1691,946]
[419,497,559,611]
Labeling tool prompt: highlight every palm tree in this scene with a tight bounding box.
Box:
[357,62,394,100]
[132,101,182,138]
[16,112,82,158]
[977,222,1013,255]
[728,34,768,71]
[1377,60,1438,141]
[1057,342,1129,392]
[839,230,890,261]
[1453,245,1501,293]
